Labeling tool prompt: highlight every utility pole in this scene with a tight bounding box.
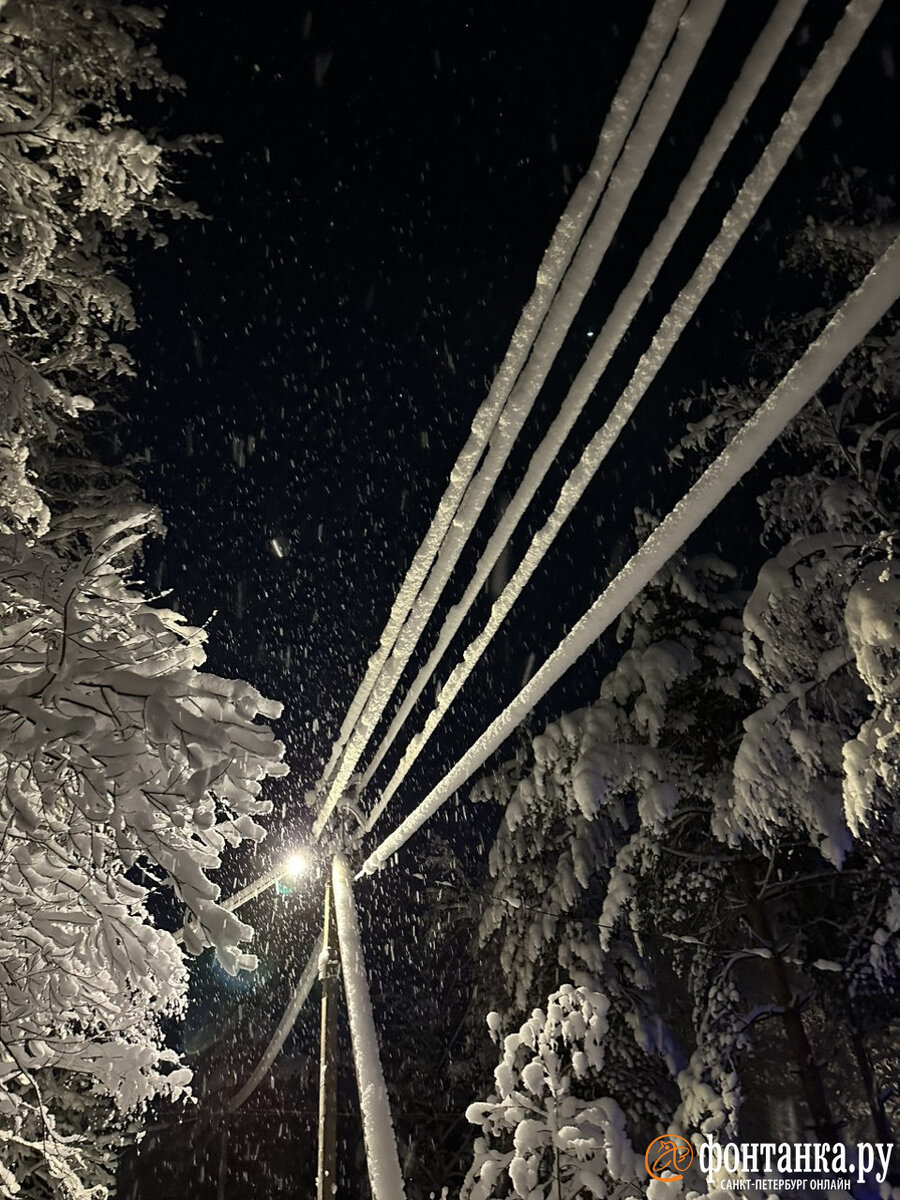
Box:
[317,879,340,1200]
[216,1127,228,1200]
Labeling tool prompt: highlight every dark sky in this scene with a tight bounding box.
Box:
[127,0,897,879]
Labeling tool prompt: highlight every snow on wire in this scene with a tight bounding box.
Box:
[225,0,887,1136]
[361,231,900,877]
[226,0,696,1120]
[227,932,324,1110]
[362,0,812,834]
[354,0,730,801]
[224,0,694,1122]
[311,0,693,839]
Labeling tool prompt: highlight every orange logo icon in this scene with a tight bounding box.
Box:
[646,1134,694,1181]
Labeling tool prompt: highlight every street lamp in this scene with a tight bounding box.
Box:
[275,848,313,896]
[286,849,311,878]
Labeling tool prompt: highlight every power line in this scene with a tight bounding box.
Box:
[309,0,690,840]
[360,225,900,877]
[362,0,808,834]
[220,0,890,1125]
[352,0,727,805]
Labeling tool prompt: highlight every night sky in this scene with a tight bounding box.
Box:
[126,0,896,905]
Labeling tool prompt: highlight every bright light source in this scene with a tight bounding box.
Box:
[285,850,311,878]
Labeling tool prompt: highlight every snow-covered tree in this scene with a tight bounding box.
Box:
[469,548,736,1015]
[464,456,898,1180]
[674,196,900,862]
[0,4,288,1196]
[462,186,900,1186]
[0,509,287,1194]
[463,986,645,1200]
[674,206,900,1034]
[0,0,199,539]
[0,1072,133,1200]
[466,551,753,1161]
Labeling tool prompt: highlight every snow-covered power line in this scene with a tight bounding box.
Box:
[360,0,808,818]
[214,1,886,1164]
[362,0,881,835]
[218,1,696,1113]
[317,0,722,835]
[202,8,696,1115]
[311,0,696,839]
[332,853,408,1200]
[227,932,323,1111]
[359,232,900,877]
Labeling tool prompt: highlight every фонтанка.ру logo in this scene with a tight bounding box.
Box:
[645,1135,695,1181]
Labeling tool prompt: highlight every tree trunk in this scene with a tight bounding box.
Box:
[733,860,838,1140]
[845,998,895,1147]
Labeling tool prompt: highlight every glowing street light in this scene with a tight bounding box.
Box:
[286,850,311,878]
[275,847,314,896]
